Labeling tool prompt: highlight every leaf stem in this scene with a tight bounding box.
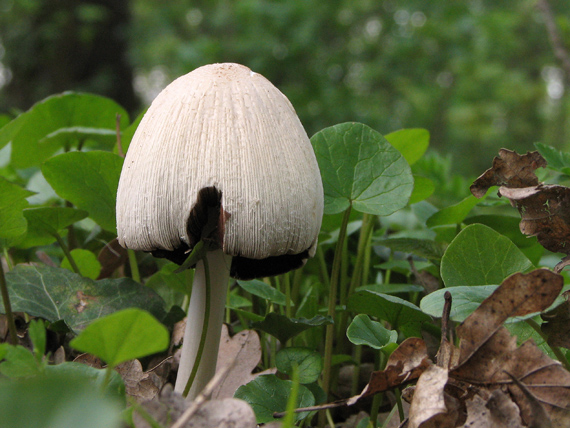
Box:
[525,318,570,371]
[0,258,18,345]
[53,232,80,274]
[127,249,141,283]
[319,206,352,427]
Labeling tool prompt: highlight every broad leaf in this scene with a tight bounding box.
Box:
[420,286,499,322]
[20,207,88,248]
[1,265,166,333]
[237,279,286,306]
[0,178,34,246]
[42,151,124,232]
[0,92,128,168]
[409,175,435,204]
[275,348,323,384]
[61,249,102,279]
[426,194,484,227]
[70,308,169,367]
[441,224,532,287]
[348,290,431,337]
[385,128,429,166]
[234,375,315,424]
[376,237,444,264]
[311,122,413,215]
[534,142,570,175]
[252,313,332,344]
[347,314,398,351]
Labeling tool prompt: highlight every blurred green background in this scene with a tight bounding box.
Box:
[1,0,569,175]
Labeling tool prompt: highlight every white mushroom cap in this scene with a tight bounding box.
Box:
[116,63,323,279]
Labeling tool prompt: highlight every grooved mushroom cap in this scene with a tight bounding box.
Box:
[116,63,323,279]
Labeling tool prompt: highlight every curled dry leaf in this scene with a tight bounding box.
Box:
[347,337,430,405]
[461,391,524,428]
[541,291,570,349]
[408,364,457,428]
[212,325,276,399]
[454,269,563,366]
[499,185,570,257]
[470,149,546,198]
[115,359,164,402]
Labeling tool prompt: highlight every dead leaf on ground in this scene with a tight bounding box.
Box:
[116,359,164,402]
[455,269,563,366]
[462,391,524,428]
[213,325,276,399]
[541,291,570,349]
[470,149,546,198]
[347,338,430,405]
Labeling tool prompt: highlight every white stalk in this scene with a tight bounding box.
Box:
[174,249,232,399]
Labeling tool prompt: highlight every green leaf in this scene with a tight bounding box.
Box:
[28,319,46,362]
[0,370,122,428]
[420,286,498,322]
[385,128,429,166]
[0,92,128,168]
[145,262,189,308]
[0,178,34,245]
[70,308,169,367]
[441,224,532,287]
[46,362,125,401]
[234,375,315,424]
[348,290,431,337]
[22,207,88,245]
[346,314,398,351]
[1,265,166,333]
[42,151,124,232]
[409,175,435,204]
[534,142,570,175]
[61,249,102,279]
[252,313,333,344]
[376,237,444,264]
[0,345,43,378]
[356,284,425,295]
[426,194,484,227]
[275,348,323,384]
[237,279,286,306]
[311,122,413,215]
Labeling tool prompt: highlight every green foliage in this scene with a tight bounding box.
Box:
[20,207,88,248]
[70,308,169,367]
[346,314,398,351]
[0,178,34,246]
[234,375,315,424]
[237,279,287,306]
[441,224,533,287]
[42,151,124,233]
[275,348,323,384]
[1,265,166,333]
[252,313,333,344]
[311,122,413,215]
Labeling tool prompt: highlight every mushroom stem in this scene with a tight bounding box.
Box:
[174,249,232,399]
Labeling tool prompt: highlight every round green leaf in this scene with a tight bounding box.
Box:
[237,279,286,306]
[42,151,124,232]
[234,374,315,424]
[426,195,484,227]
[441,224,532,287]
[311,122,413,215]
[348,290,431,337]
[20,207,88,248]
[420,286,499,322]
[409,175,435,204]
[70,308,169,367]
[276,347,323,384]
[0,92,129,169]
[346,314,398,351]
[385,128,429,166]
[61,249,101,279]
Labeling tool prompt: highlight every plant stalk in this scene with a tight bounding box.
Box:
[174,249,232,399]
[0,258,18,345]
[53,232,80,274]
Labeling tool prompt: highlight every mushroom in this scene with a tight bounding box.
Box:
[116,63,323,399]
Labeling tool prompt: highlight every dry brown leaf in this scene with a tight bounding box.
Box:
[347,338,430,405]
[97,237,128,279]
[499,185,570,256]
[541,291,570,348]
[182,398,256,428]
[116,359,164,402]
[461,391,524,428]
[470,149,546,198]
[212,325,276,399]
[408,364,456,428]
[455,269,563,366]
